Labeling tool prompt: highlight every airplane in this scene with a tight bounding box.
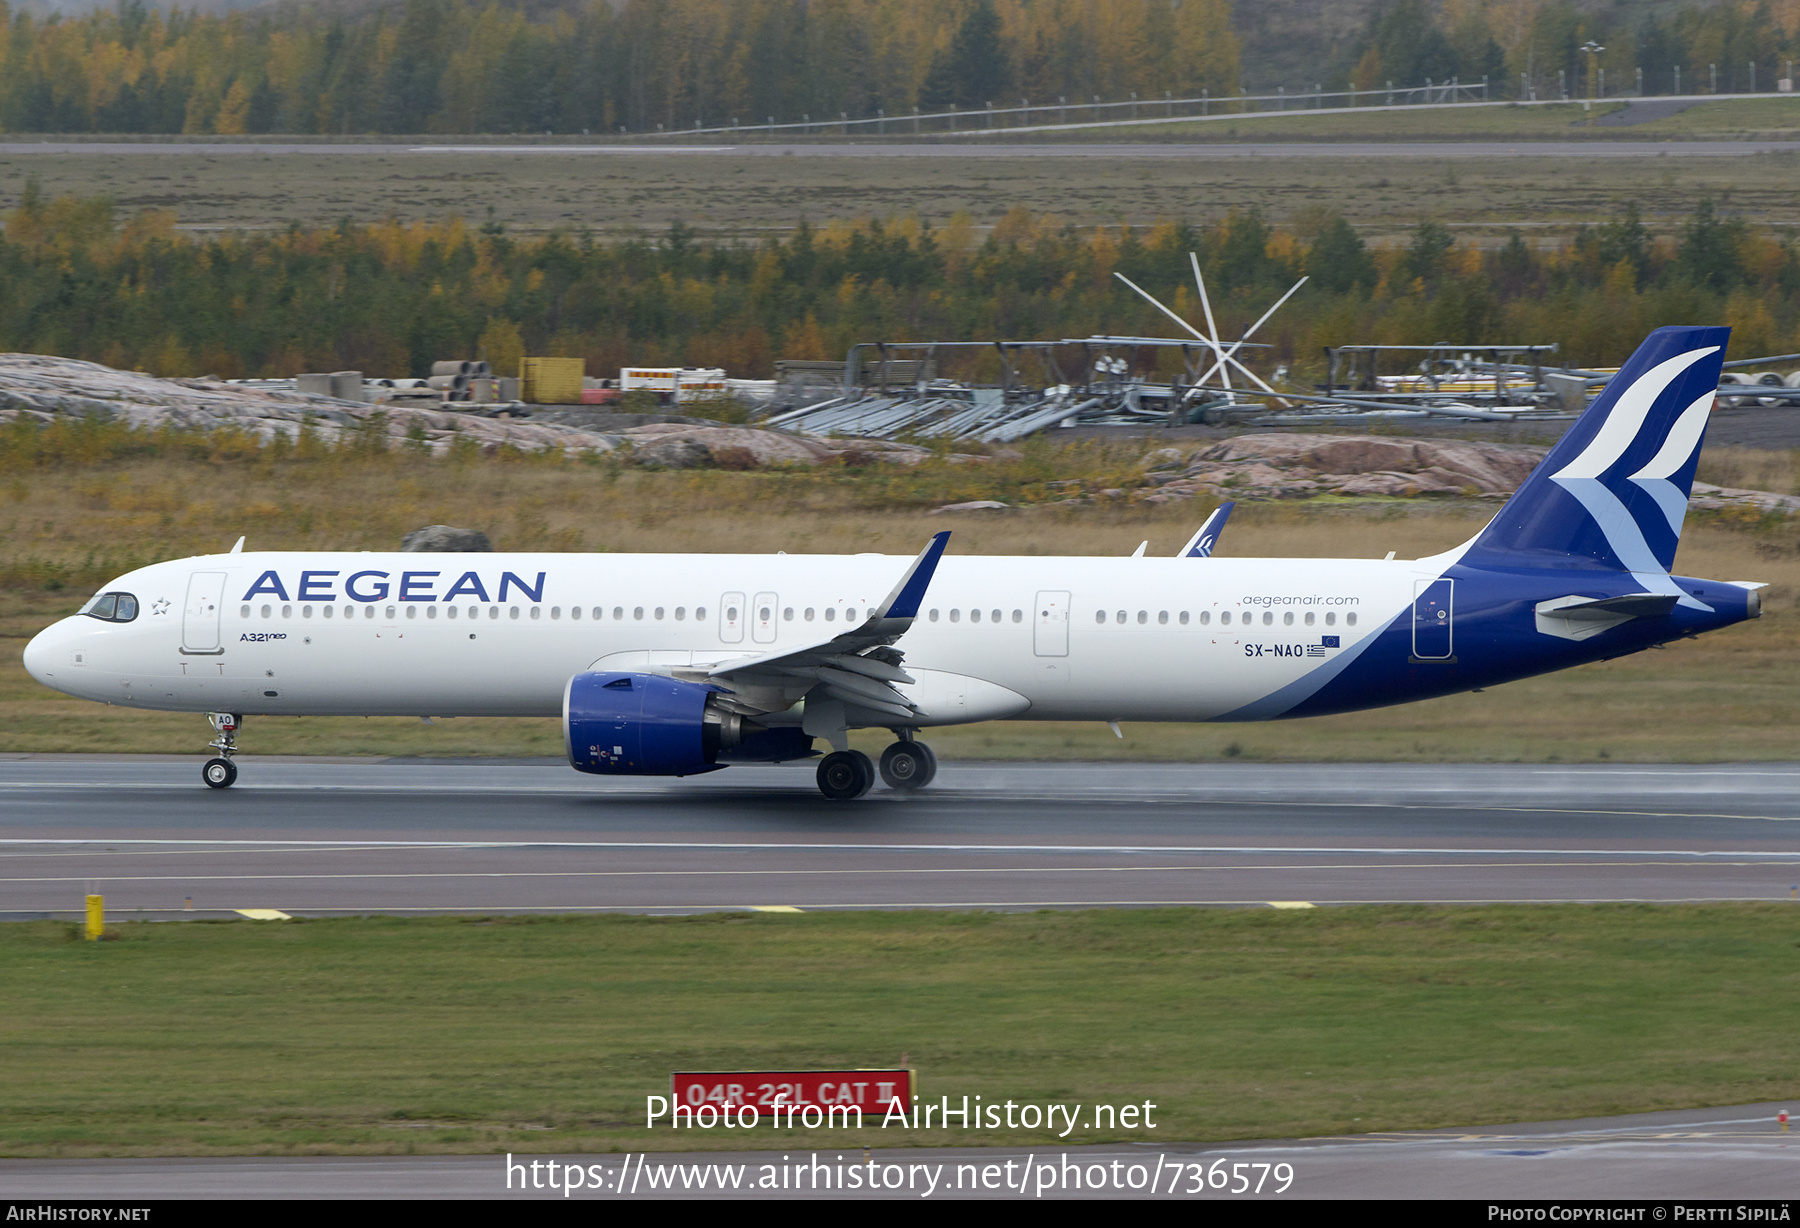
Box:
[22,326,1762,801]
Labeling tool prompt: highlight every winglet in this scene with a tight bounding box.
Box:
[229,536,245,555]
[1179,502,1234,557]
[875,531,951,621]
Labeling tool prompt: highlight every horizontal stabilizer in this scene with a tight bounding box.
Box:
[1560,593,1680,617]
[1534,592,1678,641]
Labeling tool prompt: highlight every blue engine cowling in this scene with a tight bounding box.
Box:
[563,671,814,776]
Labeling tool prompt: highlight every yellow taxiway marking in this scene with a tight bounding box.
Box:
[1266,901,1317,909]
[750,905,803,913]
[234,908,291,921]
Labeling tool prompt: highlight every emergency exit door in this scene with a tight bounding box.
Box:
[1034,591,1070,656]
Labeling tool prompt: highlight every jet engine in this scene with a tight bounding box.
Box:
[563,672,812,776]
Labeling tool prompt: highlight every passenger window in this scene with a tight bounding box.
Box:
[1221,611,1231,625]
[240,604,251,618]
[675,607,686,621]
[695,606,707,621]
[929,610,938,622]
[783,607,793,621]
[282,604,293,618]
[1158,611,1169,625]
[530,606,541,620]
[1262,611,1273,626]
[406,606,417,620]
[654,607,664,620]
[1305,611,1315,626]
[1347,612,1358,626]
[323,605,335,619]
[1137,610,1147,624]
[634,607,644,620]
[569,606,580,620]
[446,606,457,619]
[613,607,623,620]
[1094,611,1105,624]
[970,609,981,624]
[725,606,737,621]
[1180,611,1190,625]
[551,607,561,620]
[385,605,397,620]
[1283,611,1293,626]
[808,608,818,621]
[991,609,1001,623]
[1115,610,1125,625]
[511,606,521,620]
[262,605,272,619]
[1013,610,1023,623]
[825,608,836,622]
[949,609,960,623]
[1325,612,1336,626]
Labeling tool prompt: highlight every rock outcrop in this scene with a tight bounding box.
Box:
[400,525,494,552]
[0,353,934,468]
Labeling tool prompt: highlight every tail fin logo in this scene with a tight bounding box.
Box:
[1544,345,1719,606]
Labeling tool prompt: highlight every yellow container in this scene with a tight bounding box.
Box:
[85,893,104,940]
[520,357,585,405]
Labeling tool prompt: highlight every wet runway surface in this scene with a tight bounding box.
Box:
[2,759,1797,919]
[0,140,1795,159]
[2,1101,1792,1199]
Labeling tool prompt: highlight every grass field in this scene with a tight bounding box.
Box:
[2,905,1794,1156]
[2,125,1796,240]
[7,444,1800,763]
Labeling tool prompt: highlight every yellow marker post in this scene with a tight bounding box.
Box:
[84,894,104,940]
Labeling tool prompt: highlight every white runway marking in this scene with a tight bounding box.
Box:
[1,839,1796,857]
[6,857,1796,885]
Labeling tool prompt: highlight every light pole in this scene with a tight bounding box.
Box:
[1581,39,1606,111]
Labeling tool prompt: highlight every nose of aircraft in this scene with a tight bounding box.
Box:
[22,619,68,687]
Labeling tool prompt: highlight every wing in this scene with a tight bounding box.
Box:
[1178,502,1235,558]
[705,531,951,723]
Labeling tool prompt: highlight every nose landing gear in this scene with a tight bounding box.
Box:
[202,712,241,789]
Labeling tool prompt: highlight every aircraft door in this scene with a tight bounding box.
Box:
[719,592,745,644]
[752,591,778,644]
[1412,578,1453,660]
[182,571,227,654]
[1033,591,1070,657]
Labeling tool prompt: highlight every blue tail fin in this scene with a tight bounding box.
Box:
[1462,325,1728,578]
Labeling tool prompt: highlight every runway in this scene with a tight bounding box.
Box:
[2,759,1797,919]
[0,140,1795,159]
[1,1101,1792,1199]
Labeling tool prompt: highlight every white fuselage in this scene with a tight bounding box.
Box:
[23,550,1422,724]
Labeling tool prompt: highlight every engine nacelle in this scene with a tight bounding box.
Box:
[565,671,727,776]
[563,672,814,776]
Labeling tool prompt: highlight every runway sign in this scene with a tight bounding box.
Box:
[671,1069,911,1120]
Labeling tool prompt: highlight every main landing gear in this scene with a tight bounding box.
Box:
[815,735,938,800]
[202,712,241,789]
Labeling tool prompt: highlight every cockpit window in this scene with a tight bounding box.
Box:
[81,592,139,623]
